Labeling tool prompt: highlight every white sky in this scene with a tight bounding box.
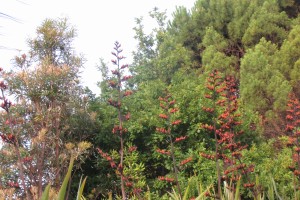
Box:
[0,0,195,95]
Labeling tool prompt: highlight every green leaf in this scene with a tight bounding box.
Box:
[168,188,180,200]
[195,183,213,200]
[271,176,282,200]
[182,184,190,200]
[76,176,87,200]
[57,156,74,200]
[234,179,240,200]
[40,183,51,200]
[146,186,151,200]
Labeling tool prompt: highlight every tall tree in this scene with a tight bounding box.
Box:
[240,38,291,136]
[0,18,91,199]
[242,0,291,48]
[275,25,300,97]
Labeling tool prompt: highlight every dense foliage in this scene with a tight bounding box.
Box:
[1,0,300,199]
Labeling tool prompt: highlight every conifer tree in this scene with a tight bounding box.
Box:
[240,38,291,135]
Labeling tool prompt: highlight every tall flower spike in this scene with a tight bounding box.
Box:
[286,93,300,191]
[155,93,190,198]
[201,71,258,199]
[98,42,139,199]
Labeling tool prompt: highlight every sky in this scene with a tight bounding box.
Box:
[0,0,195,95]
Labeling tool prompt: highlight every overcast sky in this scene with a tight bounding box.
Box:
[0,0,195,95]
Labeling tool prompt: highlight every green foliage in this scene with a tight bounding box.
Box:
[0,17,92,199]
[201,27,239,76]
[28,17,83,68]
[240,38,291,117]
[4,0,300,198]
[275,25,300,93]
[40,157,88,200]
[167,6,192,47]
[57,157,74,199]
[191,142,217,189]
[227,0,256,41]
[265,176,283,200]
[242,139,294,198]
[155,34,193,83]
[242,0,290,47]
[131,8,167,83]
[72,0,300,198]
[193,0,233,35]
[76,176,88,200]
[123,143,147,193]
[40,184,51,200]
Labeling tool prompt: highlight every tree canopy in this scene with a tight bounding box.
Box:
[1,0,300,199]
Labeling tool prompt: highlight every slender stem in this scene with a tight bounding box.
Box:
[120,136,126,199]
[37,141,46,197]
[169,133,182,198]
[214,119,222,200]
[237,157,258,199]
[34,100,46,198]
[212,81,222,200]
[117,50,126,200]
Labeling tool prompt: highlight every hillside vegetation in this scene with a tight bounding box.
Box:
[1,0,300,199]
